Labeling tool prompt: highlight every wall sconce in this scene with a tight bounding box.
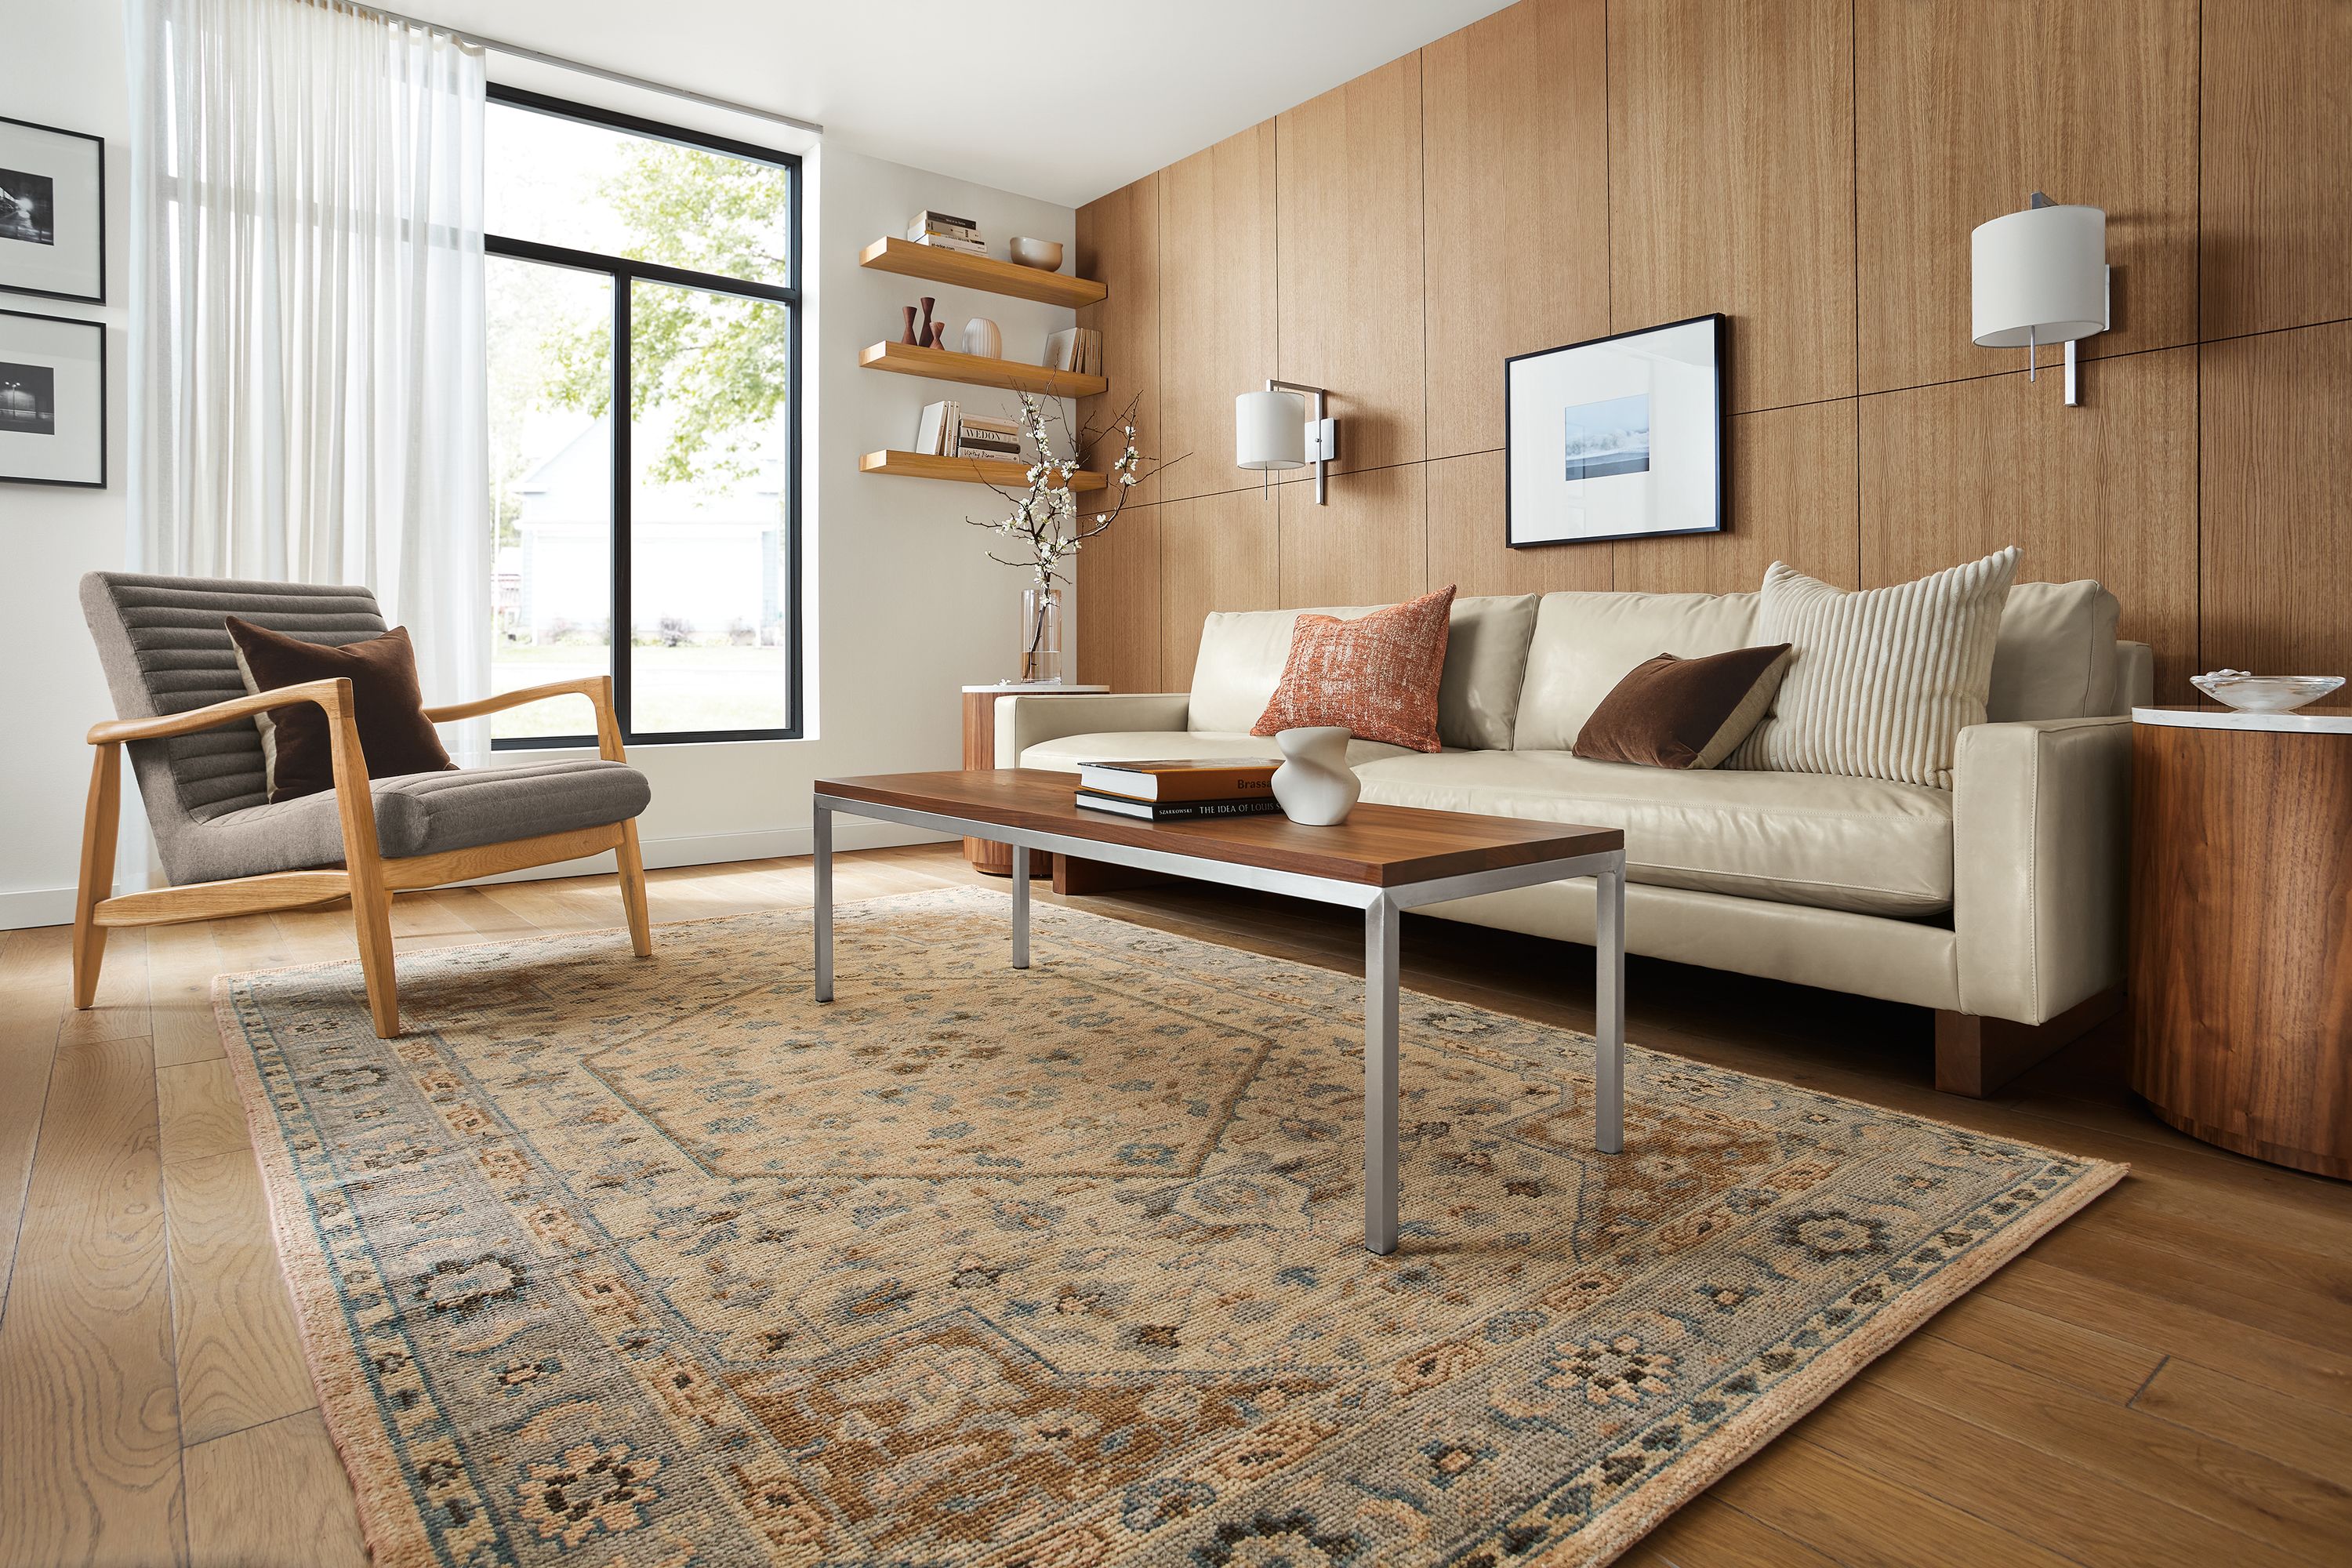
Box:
[1236,379,1340,503]
[1972,193,2108,407]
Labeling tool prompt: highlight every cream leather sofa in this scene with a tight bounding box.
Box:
[999,584,2150,1094]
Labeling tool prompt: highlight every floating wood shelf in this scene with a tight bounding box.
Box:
[861,449,1106,492]
[859,340,1109,397]
[859,237,1107,308]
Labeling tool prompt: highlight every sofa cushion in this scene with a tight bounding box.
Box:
[1188,594,1541,748]
[169,759,652,884]
[1019,729,1418,773]
[1515,590,1762,751]
[1990,579,2121,720]
[1352,749,1954,916]
[1253,586,1454,751]
[1574,644,1794,769]
[1734,549,2017,789]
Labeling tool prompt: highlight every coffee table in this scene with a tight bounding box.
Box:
[811,769,1628,1254]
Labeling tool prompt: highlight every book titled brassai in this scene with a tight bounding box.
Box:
[1073,757,1281,818]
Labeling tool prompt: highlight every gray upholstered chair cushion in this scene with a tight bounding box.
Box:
[82,571,654,887]
[170,760,653,884]
[81,572,391,882]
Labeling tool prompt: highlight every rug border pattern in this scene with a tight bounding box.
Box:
[208,892,2128,1568]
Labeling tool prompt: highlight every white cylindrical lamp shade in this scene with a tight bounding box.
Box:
[1972,204,2107,347]
[1236,389,1308,470]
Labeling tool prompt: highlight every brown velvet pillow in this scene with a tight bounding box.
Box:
[224,616,456,802]
[1573,644,1795,770]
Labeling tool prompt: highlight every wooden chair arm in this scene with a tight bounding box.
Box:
[421,675,626,763]
[87,677,352,746]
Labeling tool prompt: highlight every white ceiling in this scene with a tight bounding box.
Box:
[418,0,1518,208]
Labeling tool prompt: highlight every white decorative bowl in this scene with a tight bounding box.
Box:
[1009,237,1063,272]
[2190,670,2346,713]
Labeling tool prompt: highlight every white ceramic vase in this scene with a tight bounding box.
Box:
[1271,726,1359,826]
[960,318,1002,358]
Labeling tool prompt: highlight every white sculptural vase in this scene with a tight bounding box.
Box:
[1271,726,1359,826]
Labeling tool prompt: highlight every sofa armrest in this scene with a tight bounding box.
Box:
[1951,715,2132,1024]
[994,691,1192,766]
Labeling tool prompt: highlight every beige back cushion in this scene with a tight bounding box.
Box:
[1513,591,1762,751]
[1988,579,2121,720]
[1187,594,1541,749]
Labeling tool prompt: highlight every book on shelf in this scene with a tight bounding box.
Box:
[1042,327,1104,376]
[1076,758,1277,803]
[913,400,956,456]
[909,208,978,233]
[1073,790,1283,822]
[959,414,1022,434]
[909,233,986,253]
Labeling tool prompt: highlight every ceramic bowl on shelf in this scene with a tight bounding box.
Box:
[2190,670,2346,713]
[1008,237,1063,272]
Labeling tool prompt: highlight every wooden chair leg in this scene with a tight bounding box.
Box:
[71,743,122,1010]
[325,699,401,1038]
[616,819,653,957]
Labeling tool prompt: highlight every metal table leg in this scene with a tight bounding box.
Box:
[1011,844,1030,970]
[812,803,834,1003]
[1364,891,1400,1255]
[1595,856,1625,1155]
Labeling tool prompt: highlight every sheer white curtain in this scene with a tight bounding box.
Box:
[126,0,490,747]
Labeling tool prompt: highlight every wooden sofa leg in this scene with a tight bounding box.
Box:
[1933,985,2124,1097]
[71,742,122,1009]
[617,819,653,957]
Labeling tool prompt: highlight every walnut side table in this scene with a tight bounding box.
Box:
[2130,705,2352,1178]
[960,684,1107,876]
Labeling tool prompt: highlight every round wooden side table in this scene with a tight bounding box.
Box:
[2130,705,2352,1178]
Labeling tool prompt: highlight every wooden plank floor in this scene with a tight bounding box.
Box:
[2,844,2348,1566]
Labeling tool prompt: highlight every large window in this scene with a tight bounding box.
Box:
[485,85,801,746]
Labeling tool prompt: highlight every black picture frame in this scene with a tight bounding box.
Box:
[0,307,107,489]
[1504,312,1726,550]
[0,114,106,306]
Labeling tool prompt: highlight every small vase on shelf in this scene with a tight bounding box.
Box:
[1019,585,1063,684]
[899,305,920,345]
[917,296,936,348]
[1272,727,1359,826]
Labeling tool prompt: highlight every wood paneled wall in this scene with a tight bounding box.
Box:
[1074,0,2352,702]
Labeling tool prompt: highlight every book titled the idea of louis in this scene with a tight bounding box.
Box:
[1073,790,1284,822]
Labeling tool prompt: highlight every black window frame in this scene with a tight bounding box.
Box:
[485,82,804,749]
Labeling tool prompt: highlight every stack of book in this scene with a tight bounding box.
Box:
[954,413,1025,460]
[916,401,1029,460]
[908,209,985,254]
[1043,327,1104,377]
[1073,758,1282,820]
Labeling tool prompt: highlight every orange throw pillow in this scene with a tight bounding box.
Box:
[1250,586,1455,753]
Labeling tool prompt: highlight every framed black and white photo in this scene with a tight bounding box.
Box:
[0,309,106,488]
[1504,314,1725,548]
[0,114,106,305]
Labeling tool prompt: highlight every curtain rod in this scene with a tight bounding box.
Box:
[328,0,826,138]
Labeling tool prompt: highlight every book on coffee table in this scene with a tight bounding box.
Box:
[1076,758,1277,802]
[1073,789,1284,821]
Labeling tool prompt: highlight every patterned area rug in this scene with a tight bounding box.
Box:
[216,887,2122,1567]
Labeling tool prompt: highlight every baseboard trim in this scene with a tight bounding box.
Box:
[0,821,951,931]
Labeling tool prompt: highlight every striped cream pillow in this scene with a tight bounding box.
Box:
[1733,547,2020,788]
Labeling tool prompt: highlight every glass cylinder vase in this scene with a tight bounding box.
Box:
[1019,585,1063,684]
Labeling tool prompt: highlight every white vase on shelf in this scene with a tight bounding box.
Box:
[1271,727,1358,826]
[960,318,1002,358]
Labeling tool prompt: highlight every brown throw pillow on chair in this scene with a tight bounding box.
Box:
[224,616,456,802]
[1573,644,1795,769]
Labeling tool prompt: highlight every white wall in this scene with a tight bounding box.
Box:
[0,0,132,928]
[0,2,1078,927]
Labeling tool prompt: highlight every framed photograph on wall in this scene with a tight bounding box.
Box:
[0,114,106,305]
[1505,314,1725,547]
[0,308,107,488]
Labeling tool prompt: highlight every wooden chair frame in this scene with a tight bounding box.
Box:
[71,675,653,1038]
